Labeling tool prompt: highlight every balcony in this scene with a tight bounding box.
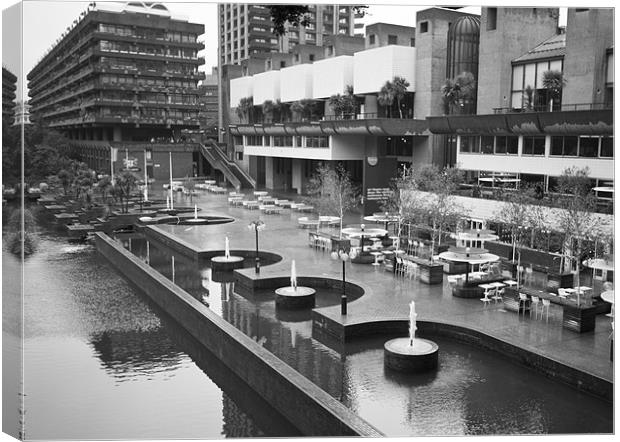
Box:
[428,105,613,136]
[229,115,429,137]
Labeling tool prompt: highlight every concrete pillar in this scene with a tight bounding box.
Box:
[292,159,303,194]
[113,126,122,142]
[264,157,275,189]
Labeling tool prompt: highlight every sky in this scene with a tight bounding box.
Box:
[0,0,596,103]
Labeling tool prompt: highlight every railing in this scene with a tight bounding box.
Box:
[492,103,612,114]
[321,112,411,121]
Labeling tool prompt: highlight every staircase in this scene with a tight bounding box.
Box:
[198,140,256,190]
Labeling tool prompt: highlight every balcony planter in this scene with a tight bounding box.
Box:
[562,304,597,333]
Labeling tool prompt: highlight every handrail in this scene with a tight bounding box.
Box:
[492,103,612,114]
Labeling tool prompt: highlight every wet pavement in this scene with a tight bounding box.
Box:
[152,187,614,383]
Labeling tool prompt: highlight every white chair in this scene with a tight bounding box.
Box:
[406,262,419,280]
[530,295,541,319]
[395,257,405,277]
[557,288,568,298]
[480,288,494,305]
[525,266,534,285]
[541,299,551,322]
[518,293,529,316]
[493,287,504,303]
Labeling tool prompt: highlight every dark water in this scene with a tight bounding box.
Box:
[3,220,298,440]
[126,234,613,436]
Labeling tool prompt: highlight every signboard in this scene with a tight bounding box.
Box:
[366,188,391,201]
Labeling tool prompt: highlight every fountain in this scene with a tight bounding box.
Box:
[275,260,316,309]
[210,236,245,271]
[384,301,439,372]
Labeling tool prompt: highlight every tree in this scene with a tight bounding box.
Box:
[493,187,537,284]
[399,165,465,259]
[392,76,410,118]
[290,98,319,121]
[236,96,254,123]
[542,70,566,111]
[114,170,138,213]
[268,5,368,36]
[72,164,95,207]
[441,71,477,115]
[555,167,597,304]
[305,163,359,237]
[377,83,395,117]
[57,169,74,195]
[328,85,356,119]
[262,99,275,123]
[96,175,113,205]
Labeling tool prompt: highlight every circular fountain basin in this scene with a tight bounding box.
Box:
[384,337,439,373]
[275,286,316,309]
[177,216,234,226]
[210,255,244,272]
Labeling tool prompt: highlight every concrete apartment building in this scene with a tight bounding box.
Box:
[218,4,358,66]
[2,66,17,126]
[27,2,206,181]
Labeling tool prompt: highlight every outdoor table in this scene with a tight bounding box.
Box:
[600,290,614,318]
[479,283,495,291]
[204,180,216,185]
[253,191,269,197]
[370,251,383,266]
[503,280,518,287]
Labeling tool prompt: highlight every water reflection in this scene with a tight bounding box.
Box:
[9,219,282,440]
[122,232,613,436]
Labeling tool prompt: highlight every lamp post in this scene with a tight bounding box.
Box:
[331,248,357,315]
[248,220,265,274]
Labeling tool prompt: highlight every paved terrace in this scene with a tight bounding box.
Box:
[152,187,614,384]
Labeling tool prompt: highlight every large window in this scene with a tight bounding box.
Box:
[494,136,518,154]
[459,136,480,153]
[511,59,563,110]
[550,136,578,156]
[480,136,494,154]
[246,135,262,146]
[306,136,329,148]
[273,136,293,147]
[579,136,600,157]
[522,136,545,155]
[600,136,613,157]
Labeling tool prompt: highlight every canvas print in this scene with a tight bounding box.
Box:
[2,1,614,439]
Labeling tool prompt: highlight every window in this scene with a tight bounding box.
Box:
[459,136,480,153]
[480,136,494,154]
[410,38,415,47]
[387,35,398,45]
[420,21,428,33]
[263,136,271,146]
[600,137,613,157]
[550,136,578,156]
[235,150,244,161]
[522,136,545,155]
[369,34,376,45]
[246,135,262,146]
[279,61,286,68]
[294,54,300,62]
[327,46,334,56]
[294,136,302,147]
[487,8,497,30]
[579,136,599,157]
[309,54,315,62]
[306,136,329,148]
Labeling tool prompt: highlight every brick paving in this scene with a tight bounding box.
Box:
[157,187,614,383]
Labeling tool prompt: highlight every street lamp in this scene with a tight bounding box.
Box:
[331,248,357,315]
[248,220,265,274]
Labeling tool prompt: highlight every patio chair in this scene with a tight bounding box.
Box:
[493,287,504,302]
[518,293,529,316]
[541,299,551,322]
[480,288,495,305]
[530,295,541,319]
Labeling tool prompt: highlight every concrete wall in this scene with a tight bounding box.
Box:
[365,23,416,49]
[414,8,471,119]
[562,8,614,107]
[280,64,314,102]
[354,45,416,94]
[312,56,354,99]
[95,232,382,437]
[477,8,559,114]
